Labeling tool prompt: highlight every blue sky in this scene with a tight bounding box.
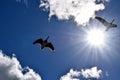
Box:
[0,0,120,80]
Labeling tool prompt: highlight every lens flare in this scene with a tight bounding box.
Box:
[86,28,105,46]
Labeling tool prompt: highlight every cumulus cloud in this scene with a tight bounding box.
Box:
[39,0,109,26]
[60,69,80,80]
[60,67,102,80]
[0,50,42,80]
[81,67,102,79]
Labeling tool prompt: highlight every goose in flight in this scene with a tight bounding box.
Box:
[33,36,55,52]
[95,16,117,31]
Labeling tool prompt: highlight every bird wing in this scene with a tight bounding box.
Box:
[95,16,108,27]
[46,42,55,51]
[33,38,43,45]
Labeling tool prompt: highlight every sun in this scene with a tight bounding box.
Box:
[86,28,105,46]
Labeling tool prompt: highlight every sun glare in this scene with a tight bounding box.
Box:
[86,28,105,46]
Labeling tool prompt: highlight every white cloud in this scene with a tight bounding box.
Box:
[39,0,108,26]
[0,50,42,80]
[81,67,102,79]
[60,69,80,80]
[60,67,102,80]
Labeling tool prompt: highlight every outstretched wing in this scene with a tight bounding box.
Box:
[33,38,43,45]
[95,16,108,26]
[46,42,55,51]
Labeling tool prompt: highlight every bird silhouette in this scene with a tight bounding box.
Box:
[33,36,55,52]
[95,16,117,31]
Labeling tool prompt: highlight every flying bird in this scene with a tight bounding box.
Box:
[33,36,55,52]
[95,16,117,31]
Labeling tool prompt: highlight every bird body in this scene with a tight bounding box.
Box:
[33,36,55,52]
[95,16,117,31]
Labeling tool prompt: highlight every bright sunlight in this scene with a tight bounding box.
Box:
[86,28,105,46]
